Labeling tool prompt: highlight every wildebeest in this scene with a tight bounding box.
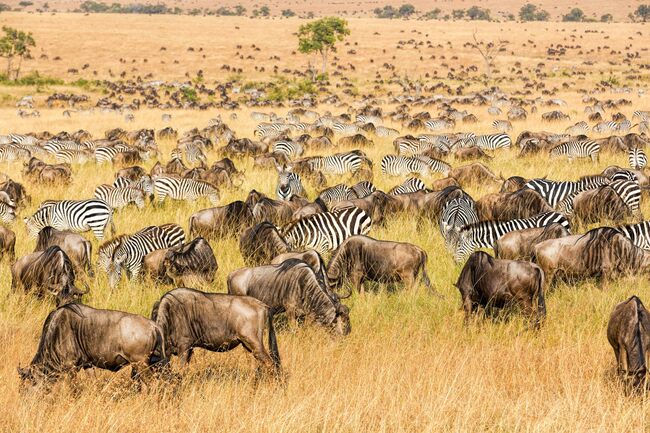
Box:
[189,201,253,240]
[271,249,329,289]
[534,227,650,288]
[18,303,166,386]
[499,176,528,193]
[326,235,436,296]
[23,157,72,184]
[455,251,546,327]
[161,237,218,286]
[227,259,351,335]
[563,186,633,226]
[11,246,85,306]
[151,288,280,376]
[239,222,289,266]
[0,225,15,262]
[0,179,30,207]
[34,227,93,276]
[476,188,553,221]
[494,223,570,260]
[607,296,650,391]
[448,163,500,187]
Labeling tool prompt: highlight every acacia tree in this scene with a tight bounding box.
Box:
[471,31,508,85]
[0,26,35,80]
[298,17,350,74]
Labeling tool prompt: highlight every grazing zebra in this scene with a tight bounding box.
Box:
[440,197,478,251]
[272,140,304,159]
[0,144,31,161]
[388,177,427,195]
[94,184,146,210]
[374,126,400,137]
[153,176,219,205]
[549,140,600,162]
[184,141,207,165]
[319,184,356,207]
[254,122,291,138]
[592,121,619,134]
[476,133,512,150]
[629,148,647,170]
[24,199,114,240]
[114,175,154,198]
[350,181,376,198]
[8,133,38,146]
[0,201,16,223]
[276,165,306,201]
[332,122,363,136]
[355,114,382,125]
[281,206,372,254]
[308,151,366,175]
[107,223,185,287]
[618,221,650,250]
[491,120,513,132]
[55,149,92,164]
[395,135,450,156]
[616,119,633,133]
[454,212,570,262]
[524,176,610,208]
[424,119,454,131]
[94,144,131,163]
[381,155,450,177]
[565,121,589,135]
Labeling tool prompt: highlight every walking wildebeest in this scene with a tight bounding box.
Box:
[18,303,166,387]
[189,201,253,240]
[0,225,15,262]
[227,259,351,335]
[271,249,329,289]
[239,222,289,266]
[494,223,570,260]
[161,237,218,286]
[455,251,546,327]
[607,296,650,391]
[326,235,436,296]
[11,246,86,306]
[151,288,280,376]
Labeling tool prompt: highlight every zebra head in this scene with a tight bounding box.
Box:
[453,229,477,263]
[0,203,16,224]
[107,248,127,288]
[24,207,50,238]
[276,164,303,201]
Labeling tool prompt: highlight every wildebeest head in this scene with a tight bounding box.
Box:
[333,303,351,336]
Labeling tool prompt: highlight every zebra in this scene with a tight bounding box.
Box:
[94,144,131,163]
[549,140,600,162]
[380,155,450,177]
[592,121,619,134]
[629,148,647,170]
[524,176,610,208]
[388,177,427,195]
[350,181,376,198]
[24,199,114,240]
[0,201,16,223]
[491,120,513,132]
[8,133,38,146]
[114,175,154,198]
[318,184,356,207]
[153,176,219,205]
[55,149,92,164]
[557,180,641,218]
[394,136,423,156]
[440,197,478,251]
[355,114,382,125]
[94,184,146,210]
[454,211,570,262]
[107,223,185,287]
[476,133,512,150]
[424,119,454,131]
[632,110,650,122]
[565,121,589,135]
[618,221,650,250]
[616,119,633,133]
[276,165,306,200]
[254,122,291,138]
[184,141,208,166]
[308,151,366,175]
[332,122,363,136]
[272,140,304,159]
[0,144,31,161]
[374,126,400,137]
[281,206,372,254]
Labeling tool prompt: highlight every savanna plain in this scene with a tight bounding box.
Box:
[0,11,649,433]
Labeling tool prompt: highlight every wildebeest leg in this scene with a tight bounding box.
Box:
[462,294,473,325]
[180,348,194,366]
[241,335,276,378]
[617,342,629,376]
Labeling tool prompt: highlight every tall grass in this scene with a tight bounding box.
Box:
[0,96,649,432]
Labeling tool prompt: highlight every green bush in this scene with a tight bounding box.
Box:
[0,71,63,86]
[562,8,585,22]
[466,6,491,21]
[519,4,550,21]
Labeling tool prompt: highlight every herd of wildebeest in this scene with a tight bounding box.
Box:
[2,87,650,393]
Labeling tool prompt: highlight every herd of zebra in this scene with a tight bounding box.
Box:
[4,99,650,389]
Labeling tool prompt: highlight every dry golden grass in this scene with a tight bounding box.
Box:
[1,101,650,432]
[0,12,649,433]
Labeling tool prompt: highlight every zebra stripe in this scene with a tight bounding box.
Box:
[114,175,154,197]
[440,197,478,251]
[276,166,305,201]
[389,177,427,195]
[424,119,454,131]
[282,206,372,254]
[319,184,355,207]
[94,144,131,163]
[94,184,146,210]
[0,144,31,161]
[454,211,570,262]
[549,140,600,162]
[491,120,513,132]
[153,176,219,205]
[618,221,650,250]
[629,148,647,170]
[381,155,450,177]
[55,149,92,164]
[332,122,363,136]
[476,133,512,150]
[272,140,304,159]
[25,199,114,240]
[350,181,376,198]
[524,176,610,208]
[0,201,16,223]
[308,151,365,175]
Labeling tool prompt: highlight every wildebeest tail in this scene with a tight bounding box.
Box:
[84,241,94,277]
[150,324,168,367]
[150,299,161,322]
[536,267,546,322]
[267,308,281,372]
[632,296,647,384]
[418,250,442,298]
